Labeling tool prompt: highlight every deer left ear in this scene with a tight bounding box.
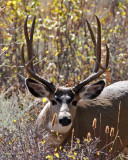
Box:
[26,78,51,98]
[78,80,105,100]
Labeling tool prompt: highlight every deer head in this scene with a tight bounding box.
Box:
[21,16,109,134]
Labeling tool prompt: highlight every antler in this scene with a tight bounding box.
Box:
[21,16,56,93]
[72,16,109,93]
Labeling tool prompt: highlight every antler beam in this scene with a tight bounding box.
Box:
[72,16,109,93]
[21,16,56,93]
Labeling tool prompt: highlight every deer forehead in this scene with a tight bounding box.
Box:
[54,87,75,103]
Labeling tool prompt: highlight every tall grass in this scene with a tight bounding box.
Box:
[0,93,127,159]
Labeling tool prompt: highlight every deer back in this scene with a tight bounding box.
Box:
[72,81,128,151]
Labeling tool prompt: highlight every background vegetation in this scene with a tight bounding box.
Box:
[0,0,128,159]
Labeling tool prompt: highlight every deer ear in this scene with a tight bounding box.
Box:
[26,78,51,98]
[79,80,105,100]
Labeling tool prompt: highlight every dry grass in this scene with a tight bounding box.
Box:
[0,91,127,159]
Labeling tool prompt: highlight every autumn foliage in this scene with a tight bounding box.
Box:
[0,0,128,159]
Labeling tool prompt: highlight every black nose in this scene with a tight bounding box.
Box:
[59,117,71,126]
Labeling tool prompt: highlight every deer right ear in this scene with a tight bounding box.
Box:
[78,80,105,100]
[26,78,51,98]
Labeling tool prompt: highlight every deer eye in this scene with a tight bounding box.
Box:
[72,100,77,106]
[51,100,57,105]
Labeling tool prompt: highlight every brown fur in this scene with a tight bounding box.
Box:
[36,81,128,153]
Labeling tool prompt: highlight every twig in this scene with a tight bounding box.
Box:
[70,128,74,153]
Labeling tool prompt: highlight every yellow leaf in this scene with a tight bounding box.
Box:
[5,53,10,57]
[76,139,80,144]
[41,140,45,144]
[96,151,100,156]
[54,153,59,158]
[84,138,87,142]
[55,7,59,13]
[46,155,53,159]
[109,148,113,152]
[21,118,24,122]
[2,47,8,52]
[7,1,12,6]
[46,50,49,54]
[13,119,16,123]
[55,51,59,56]
[56,132,58,136]
[119,2,122,8]
[52,77,56,83]
[12,1,17,5]
[30,117,34,121]
[122,11,126,16]
[90,4,94,7]
[9,141,11,145]
[43,98,47,103]
[8,37,12,41]
[67,154,72,158]
[74,152,77,155]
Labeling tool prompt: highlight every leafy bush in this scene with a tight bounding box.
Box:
[0,0,128,159]
[0,0,128,91]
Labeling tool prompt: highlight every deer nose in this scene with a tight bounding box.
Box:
[59,117,71,126]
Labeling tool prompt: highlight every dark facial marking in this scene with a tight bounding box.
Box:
[54,89,74,104]
[54,95,62,103]
[51,100,57,105]
[72,100,77,106]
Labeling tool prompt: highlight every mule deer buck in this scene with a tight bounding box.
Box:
[21,16,128,153]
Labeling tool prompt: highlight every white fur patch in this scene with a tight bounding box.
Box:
[48,121,72,134]
[36,102,50,126]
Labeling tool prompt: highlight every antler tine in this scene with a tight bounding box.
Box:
[105,44,109,69]
[72,16,109,93]
[30,16,36,44]
[95,15,101,72]
[22,16,56,93]
[86,20,96,47]
[24,16,29,45]
[24,16,34,71]
[86,16,101,72]
[21,44,25,67]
